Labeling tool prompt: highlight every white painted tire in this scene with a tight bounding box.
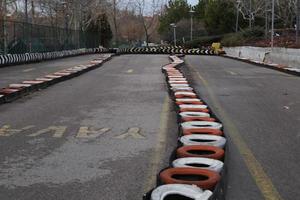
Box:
[176,98,201,102]
[175,91,196,96]
[171,87,193,91]
[181,121,223,130]
[179,112,210,118]
[180,134,226,148]
[179,104,208,109]
[151,184,212,200]
[172,157,224,173]
[170,84,190,88]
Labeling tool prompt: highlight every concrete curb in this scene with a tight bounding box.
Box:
[222,55,300,77]
[0,54,114,105]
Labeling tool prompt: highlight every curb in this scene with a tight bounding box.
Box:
[143,55,227,200]
[0,54,114,105]
[222,55,300,77]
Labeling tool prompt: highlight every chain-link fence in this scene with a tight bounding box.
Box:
[0,20,101,55]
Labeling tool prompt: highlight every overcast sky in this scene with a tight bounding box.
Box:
[188,0,198,6]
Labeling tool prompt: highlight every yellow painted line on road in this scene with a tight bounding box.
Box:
[187,61,283,200]
[127,69,134,73]
[143,96,170,193]
[23,68,35,72]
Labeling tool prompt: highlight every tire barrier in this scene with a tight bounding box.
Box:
[150,184,212,200]
[144,55,227,200]
[0,47,109,67]
[179,112,216,122]
[181,121,223,130]
[176,145,225,160]
[117,46,217,55]
[180,134,226,148]
[222,54,300,77]
[172,157,224,173]
[0,54,113,104]
[159,167,221,190]
[179,104,209,112]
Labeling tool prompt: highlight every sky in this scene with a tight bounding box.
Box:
[188,0,198,6]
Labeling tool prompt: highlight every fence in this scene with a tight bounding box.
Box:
[0,20,101,55]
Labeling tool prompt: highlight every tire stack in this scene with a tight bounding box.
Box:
[0,54,113,104]
[144,55,227,200]
[117,47,216,55]
[0,48,109,67]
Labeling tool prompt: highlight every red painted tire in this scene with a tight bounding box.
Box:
[176,101,204,105]
[159,167,221,190]
[182,128,223,136]
[176,145,225,160]
[175,92,197,98]
[181,116,216,122]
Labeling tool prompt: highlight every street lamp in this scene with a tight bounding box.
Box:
[170,23,177,46]
[271,0,275,48]
[235,0,241,32]
[189,8,195,41]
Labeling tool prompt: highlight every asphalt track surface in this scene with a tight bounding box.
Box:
[185,55,300,200]
[0,54,101,88]
[0,55,179,200]
[0,54,299,200]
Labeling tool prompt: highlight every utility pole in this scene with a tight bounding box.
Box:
[271,0,275,48]
[236,0,241,32]
[3,0,8,54]
[189,8,195,41]
[296,0,300,44]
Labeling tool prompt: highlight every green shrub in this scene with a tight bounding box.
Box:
[241,26,264,38]
[221,32,244,47]
[185,35,223,48]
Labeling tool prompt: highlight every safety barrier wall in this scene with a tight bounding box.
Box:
[0,48,110,67]
[117,47,217,55]
[0,54,113,104]
[143,55,227,200]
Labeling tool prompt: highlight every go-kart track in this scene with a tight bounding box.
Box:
[0,52,299,200]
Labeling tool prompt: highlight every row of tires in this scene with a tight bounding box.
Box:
[0,54,112,104]
[144,55,226,200]
[117,47,216,55]
[0,48,109,67]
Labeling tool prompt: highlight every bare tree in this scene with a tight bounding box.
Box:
[134,0,162,46]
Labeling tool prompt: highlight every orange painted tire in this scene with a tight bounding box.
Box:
[181,116,216,122]
[176,145,225,160]
[176,101,204,105]
[159,167,220,190]
[175,93,197,98]
[182,128,223,136]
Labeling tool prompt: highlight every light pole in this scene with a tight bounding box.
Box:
[235,0,241,32]
[170,23,177,46]
[271,0,275,48]
[3,0,8,54]
[296,0,300,44]
[189,8,195,41]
